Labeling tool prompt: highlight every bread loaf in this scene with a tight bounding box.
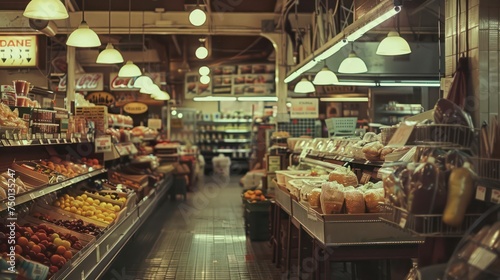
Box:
[308,188,322,208]
[320,182,345,214]
[328,166,358,187]
[344,189,365,214]
[364,188,384,213]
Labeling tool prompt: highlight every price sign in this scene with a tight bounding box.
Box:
[475,185,486,201]
[95,135,112,153]
[387,122,416,147]
[1,140,9,146]
[468,247,497,270]
[491,189,500,204]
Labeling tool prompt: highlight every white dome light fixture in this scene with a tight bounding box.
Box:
[66,0,101,48]
[200,75,210,84]
[338,51,368,74]
[195,46,209,59]
[154,91,171,101]
[189,7,206,27]
[134,75,154,90]
[118,60,142,77]
[199,66,210,76]
[294,77,316,93]
[97,0,123,64]
[140,83,159,95]
[23,0,69,20]
[376,31,411,56]
[313,67,339,85]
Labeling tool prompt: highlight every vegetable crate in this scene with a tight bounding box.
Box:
[243,199,271,241]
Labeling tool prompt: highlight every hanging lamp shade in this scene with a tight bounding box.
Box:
[96,43,124,64]
[23,0,69,20]
[376,31,411,56]
[118,60,142,77]
[153,91,171,100]
[134,75,154,89]
[67,21,101,47]
[199,66,210,76]
[294,77,316,93]
[189,8,206,26]
[312,67,339,85]
[338,51,368,74]
[141,84,159,95]
[195,46,209,59]
[200,75,210,84]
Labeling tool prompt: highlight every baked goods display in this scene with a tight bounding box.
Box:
[320,181,345,214]
[344,188,365,214]
[308,188,322,208]
[362,141,384,161]
[0,102,28,132]
[328,166,358,187]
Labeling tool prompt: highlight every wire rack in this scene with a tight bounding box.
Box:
[379,204,482,237]
[472,157,500,182]
[413,124,476,148]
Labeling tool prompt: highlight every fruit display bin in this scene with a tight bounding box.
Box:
[275,183,292,215]
[291,200,424,246]
[30,204,109,231]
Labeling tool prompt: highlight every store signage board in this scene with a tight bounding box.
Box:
[109,72,162,91]
[58,73,104,92]
[95,135,112,153]
[290,98,319,119]
[123,102,148,114]
[148,119,161,130]
[0,35,37,67]
[85,92,115,106]
[387,121,416,147]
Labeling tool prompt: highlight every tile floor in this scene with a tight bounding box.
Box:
[103,176,287,280]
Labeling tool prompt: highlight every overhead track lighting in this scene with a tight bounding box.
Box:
[23,0,69,20]
[313,67,339,85]
[200,75,210,85]
[66,0,100,47]
[97,0,123,64]
[294,77,316,93]
[199,66,210,76]
[195,38,209,59]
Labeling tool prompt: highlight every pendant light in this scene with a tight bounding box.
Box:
[140,83,157,94]
[376,31,411,55]
[153,90,171,101]
[134,12,154,88]
[23,0,69,20]
[66,0,101,48]
[294,77,315,93]
[200,75,210,85]
[339,44,368,74]
[313,67,339,85]
[189,0,206,26]
[199,66,210,76]
[376,14,410,56]
[195,38,208,59]
[118,0,141,77]
[96,0,123,64]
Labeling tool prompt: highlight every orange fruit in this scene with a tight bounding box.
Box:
[63,250,72,260]
[50,254,61,265]
[55,246,66,255]
[14,245,23,254]
[31,245,41,254]
[17,237,29,247]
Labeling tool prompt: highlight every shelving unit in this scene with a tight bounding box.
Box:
[197,117,252,172]
[170,108,197,144]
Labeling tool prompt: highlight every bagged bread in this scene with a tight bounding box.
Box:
[364,188,385,213]
[328,166,358,187]
[320,182,345,214]
[362,141,384,161]
[308,188,322,208]
[344,189,365,214]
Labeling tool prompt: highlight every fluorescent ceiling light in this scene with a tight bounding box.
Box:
[200,75,210,84]
[189,8,206,26]
[66,21,101,47]
[338,51,368,74]
[316,39,349,61]
[237,97,278,101]
[346,6,401,41]
[376,31,411,55]
[313,67,339,85]
[195,46,208,59]
[23,0,69,20]
[333,80,441,87]
[96,43,124,64]
[320,97,369,102]
[118,60,142,77]
[193,96,237,101]
[199,66,210,76]
[294,77,315,93]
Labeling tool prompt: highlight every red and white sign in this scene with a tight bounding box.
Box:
[0,35,38,67]
[58,73,104,92]
[290,98,319,119]
[109,72,162,91]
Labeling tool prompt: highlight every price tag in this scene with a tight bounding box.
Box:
[5,130,11,140]
[61,133,67,139]
[8,140,17,146]
[399,217,407,228]
[55,139,60,144]
[74,133,82,138]
[63,139,68,144]
[1,140,9,146]
[44,133,53,139]
[95,135,112,153]
[307,207,318,221]
[35,133,42,139]
[491,189,500,204]
[468,247,497,270]
[475,185,486,201]
[13,134,18,141]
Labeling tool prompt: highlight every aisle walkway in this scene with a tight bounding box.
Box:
[103,176,283,280]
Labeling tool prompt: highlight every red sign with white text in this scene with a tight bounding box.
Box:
[58,73,104,92]
[109,72,162,91]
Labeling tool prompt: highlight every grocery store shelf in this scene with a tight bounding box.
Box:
[198,119,252,124]
[200,130,251,134]
[215,148,251,153]
[0,168,107,211]
[197,139,251,144]
[0,137,90,147]
[110,123,133,128]
[376,110,421,115]
[56,176,173,280]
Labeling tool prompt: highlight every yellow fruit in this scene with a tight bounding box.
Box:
[94,210,102,215]
[76,210,82,215]
[70,206,77,213]
[86,198,93,203]
[105,195,111,199]
[90,215,97,219]
[109,213,116,219]
[89,206,96,211]
[68,197,74,201]
[81,194,88,199]
[82,206,89,211]
[119,197,126,202]
[99,202,106,208]
[104,217,113,222]
[62,240,71,250]
[98,218,104,222]
[63,194,70,199]
[64,207,71,211]
[54,201,61,207]
[96,214,105,219]
[113,205,121,212]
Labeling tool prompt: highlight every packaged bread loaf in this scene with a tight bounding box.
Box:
[364,188,384,213]
[328,166,358,187]
[320,182,344,214]
[344,189,365,214]
[362,141,384,161]
[308,188,322,208]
